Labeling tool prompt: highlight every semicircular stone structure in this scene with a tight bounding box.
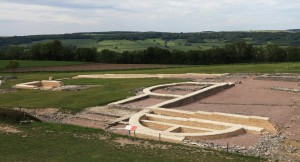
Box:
[109,82,277,143]
[129,108,276,143]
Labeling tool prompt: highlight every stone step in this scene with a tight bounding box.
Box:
[145,114,264,133]
[140,120,215,132]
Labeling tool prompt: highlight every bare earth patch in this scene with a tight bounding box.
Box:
[114,138,141,146]
[204,133,261,148]
[124,97,167,108]
[0,124,21,134]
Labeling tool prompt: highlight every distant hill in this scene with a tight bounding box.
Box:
[1,30,300,49]
[288,29,300,33]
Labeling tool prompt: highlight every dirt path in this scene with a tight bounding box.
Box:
[1,63,181,72]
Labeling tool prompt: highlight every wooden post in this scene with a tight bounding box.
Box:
[60,121,62,130]
[159,133,161,142]
[226,142,229,153]
[134,131,136,141]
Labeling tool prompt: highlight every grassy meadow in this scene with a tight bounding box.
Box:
[0,122,263,162]
[0,75,182,111]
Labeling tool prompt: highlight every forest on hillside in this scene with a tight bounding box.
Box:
[1,30,300,47]
[1,40,299,65]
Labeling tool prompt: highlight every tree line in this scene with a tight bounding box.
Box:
[1,31,300,47]
[0,40,299,64]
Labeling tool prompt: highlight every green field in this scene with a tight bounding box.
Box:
[0,60,87,69]
[23,38,226,52]
[124,62,300,74]
[60,62,299,74]
[0,122,262,162]
[97,38,226,52]
[23,38,292,53]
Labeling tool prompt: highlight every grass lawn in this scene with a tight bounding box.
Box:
[109,62,300,74]
[63,62,299,74]
[0,76,182,111]
[0,60,87,69]
[0,122,263,162]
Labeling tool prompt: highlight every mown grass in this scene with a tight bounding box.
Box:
[0,60,87,69]
[124,62,300,74]
[0,77,182,111]
[63,62,299,74]
[0,122,263,162]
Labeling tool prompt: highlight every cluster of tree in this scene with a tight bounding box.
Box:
[1,30,300,47]
[1,40,299,65]
[98,43,300,64]
[0,33,90,47]
[0,40,97,62]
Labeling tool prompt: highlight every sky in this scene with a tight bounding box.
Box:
[0,0,299,36]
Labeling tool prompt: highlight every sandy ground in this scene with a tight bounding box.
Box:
[62,115,115,129]
[152,85,208,96]
[124,97,167,107]
[174,77,300,139]
[73,73,226,79]
[205,133,260,147]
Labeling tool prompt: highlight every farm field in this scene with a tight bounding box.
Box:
[20,38,292,53]
[97,39,225,52]
[22,38,226,52]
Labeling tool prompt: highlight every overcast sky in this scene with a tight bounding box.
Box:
[0,0,299,36]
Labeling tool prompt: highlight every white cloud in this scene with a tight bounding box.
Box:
[0,0,299,36]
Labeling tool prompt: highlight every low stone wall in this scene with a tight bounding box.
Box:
[41,80,64,88]
[154,83,234,108]
[110,82,233,110]
[15,81,41,89]
[108,94,149,108]
[15,80,63,90]
[151,108,276,133]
